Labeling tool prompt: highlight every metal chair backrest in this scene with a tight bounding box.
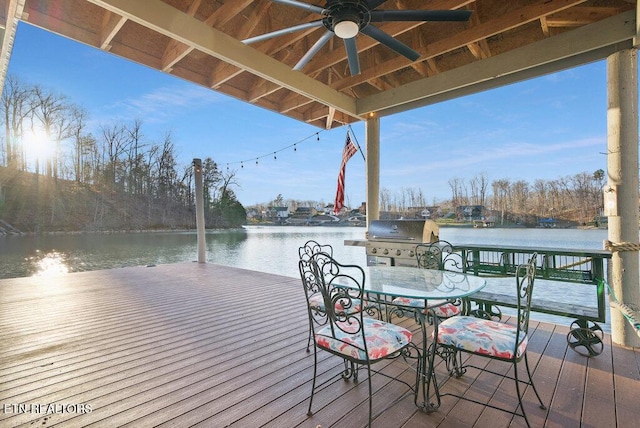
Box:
[308,252,366,349]
[298,240,334,298]
[515,252,538,348]
[415,240,464,272]
[298,240,333,261]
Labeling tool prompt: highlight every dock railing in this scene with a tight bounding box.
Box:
[453,244,612,356]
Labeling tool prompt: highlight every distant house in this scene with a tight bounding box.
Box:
[409,206,441,219]
[265,206,289,223]
[325,202,351,216]
[246,208,261,221]
[286,206,317,225]
[456,205,485,221]
[321,204,336,215]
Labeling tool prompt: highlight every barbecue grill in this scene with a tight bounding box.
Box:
[366,219,439,267]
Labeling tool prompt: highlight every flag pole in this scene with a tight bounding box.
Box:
[333,132,358,215]
[347,125,366,161]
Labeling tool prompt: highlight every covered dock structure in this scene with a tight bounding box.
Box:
[0,0,638,350]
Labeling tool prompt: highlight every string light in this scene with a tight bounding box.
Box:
[223,129,329,169]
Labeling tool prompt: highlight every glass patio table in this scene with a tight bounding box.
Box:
[359,265,487,412]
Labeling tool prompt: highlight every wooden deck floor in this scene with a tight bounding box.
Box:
[1,263,638,428]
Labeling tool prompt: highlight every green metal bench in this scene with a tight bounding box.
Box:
[453,244,611,357]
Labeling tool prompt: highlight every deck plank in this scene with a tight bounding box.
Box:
[1,263,638,427]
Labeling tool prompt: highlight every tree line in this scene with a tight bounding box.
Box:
[0,75,245,232]
[1,74,605,231]
[254,170,606,227]
[377,170,605,225]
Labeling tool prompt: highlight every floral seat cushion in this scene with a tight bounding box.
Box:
[308,292,362,313]
[315,317,412,361]
[436,316,527,359]
[391,297,461,318]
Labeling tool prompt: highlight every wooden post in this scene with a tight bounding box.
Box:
[365,116,380,229]
[193,158,206,263]
[606,49,640,348]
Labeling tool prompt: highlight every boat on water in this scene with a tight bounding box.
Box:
[347,214,366,226]
[473,219,495,228]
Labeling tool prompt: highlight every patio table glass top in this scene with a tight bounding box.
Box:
[360,266,486,300]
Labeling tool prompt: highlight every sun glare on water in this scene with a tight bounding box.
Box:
[31,251,70,277]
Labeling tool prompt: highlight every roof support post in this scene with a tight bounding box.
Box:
[365,116,380,229]
[193,158,206,263]
[606,48,640,348]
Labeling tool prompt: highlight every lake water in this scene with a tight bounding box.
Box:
[0,225,614,328]
[0,226,610,279]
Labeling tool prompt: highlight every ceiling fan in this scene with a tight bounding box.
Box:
[243,0,472,76]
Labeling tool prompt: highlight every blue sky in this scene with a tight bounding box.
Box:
[7,23,609,208]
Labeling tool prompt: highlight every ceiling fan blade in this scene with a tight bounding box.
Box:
[271,0,325,15]
[360,25,420,62]
[370,10,472,22]
[293,30,334,71]
[344,37,361,76]
[243,21,323,44]
[366,0,389,9]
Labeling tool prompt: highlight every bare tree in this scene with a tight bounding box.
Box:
[492,179,510,224]
[100,123,129,189]
[448,177,467,208]
[533,179,548,216]
[31,86,74,179]
[1,75,35,169]
[126,119,146,195]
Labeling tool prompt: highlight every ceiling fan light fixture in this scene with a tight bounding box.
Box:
[334,20,359,39]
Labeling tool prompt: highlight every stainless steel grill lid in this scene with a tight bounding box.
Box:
[368,219,428,241]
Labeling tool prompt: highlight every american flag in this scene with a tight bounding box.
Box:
[333,133,358,215]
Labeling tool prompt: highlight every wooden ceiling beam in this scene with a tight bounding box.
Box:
[161,0,253,72]
[202,0,477,108]
[331,0,588,92]
[545,6,627,27]
[209,62,243,89]
[99,11,126,50]
[466,41,491,60]
[86,0,359,119]
[301,0,475,76]
[325,106,336,130]
[358,10,636,117]
[278,92,314,113]
[540,16,550,37]
[248,80,281,102]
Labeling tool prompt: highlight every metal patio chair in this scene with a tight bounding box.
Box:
[299,240,358,351]
[299,252,419,427]
[429,253,546,427]
[391,240,465,319]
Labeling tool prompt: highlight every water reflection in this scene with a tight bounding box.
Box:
[30,250,70,276]
[0,226,616,330]
[0,226,611,281]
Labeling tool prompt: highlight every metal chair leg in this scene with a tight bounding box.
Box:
[524,353,546,409]
[307,345,318,416]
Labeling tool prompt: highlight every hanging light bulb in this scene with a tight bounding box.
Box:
[241,161,243,168]
[294,143,297,152]
[274,152,277,160]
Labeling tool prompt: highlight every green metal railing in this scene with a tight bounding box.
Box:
[451,244,612,356]
[453,244,611,323]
